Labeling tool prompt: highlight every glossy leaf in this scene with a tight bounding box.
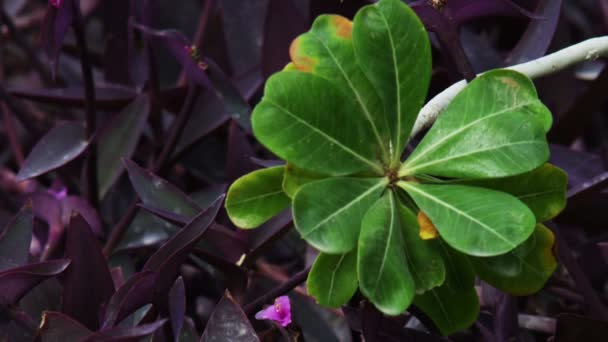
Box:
[400,70,551,179]
[414,245,479,336]
[16,122,89,181]
[457,164,567,222]
[470,224,557,295]
[399,182,536,257]
[0,205,33,271]
[290,14,392,163]
[102,271,159,328]
[226,166,290,229]
[252,71,384,176]
[97,94,150,199]
[62,214,115,330]
[169,277,186,340]
[282,164,326,199]
[0,259,70,304]
[41,0,75,73]
[37,311,92,342]
[358,192,414,316]
[293,177,387,253]
[353,0,431,162]
[143,195,223,292]
[200,291,260,342]
[307,250,358,308]
[123,159,201,217]
[397,203,446,293]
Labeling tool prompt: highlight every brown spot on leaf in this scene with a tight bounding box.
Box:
[332,16,353,39]
[498,76,520,89]
[289,38,316,73]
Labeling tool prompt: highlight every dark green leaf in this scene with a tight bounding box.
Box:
[401,70,551,179]
[358,192,414,315]
[470,224,557,295]
[294,177,387,253]
[252,71,384,176]
[282,164,326,199]
[354,0,431,163]
[399,182,536,257]
[308,250,358,308]
[226,166,290,228]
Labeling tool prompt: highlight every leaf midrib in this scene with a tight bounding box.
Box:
[229,190,285,206]
[266,99,383,174]
[370,192,396,296]
[327,253,347,304]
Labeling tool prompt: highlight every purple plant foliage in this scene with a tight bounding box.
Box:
[0,0,607,340]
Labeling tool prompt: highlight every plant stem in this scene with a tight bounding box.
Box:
[177,0,216,86]
[243,266,311,316]
[412,36,608,137]
[73,9,99,209]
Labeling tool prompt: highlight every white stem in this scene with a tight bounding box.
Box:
[412,36,608,137]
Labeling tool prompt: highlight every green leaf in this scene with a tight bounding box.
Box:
[226,166,291,229]
[294,177,387,253]
[353,0,431,164]
[290,15,391,163]
[16,122,89,181]
[470,224,557,295]
[252,71,384,176]
[414,244,479,336]
[358,192,414,315]
[397,202,445,293]
[97,95,150,199]
[282,164,326,199]
[399,182,536,257]
[307,250,358,308]
[456,164,567,222]
[400,69,551,179]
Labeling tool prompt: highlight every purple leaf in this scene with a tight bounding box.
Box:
[97,95,151,199]
[200,291,260,342]
[443,0,541,24]
[16,122,89,182]
[24,191,62,233]
[60,196,103,237]
[226,121,257,181]
[61,214,115,330]
[102,271,159,328]
[9,86,137,111]
[244,209,292,265]
[123,159,201,217]
[0,259,70,304]
[262,0,307,78]
[131,21,214,89]
[169,277,186,340]
[36,311,92,342]
[143,194,224,292]
[40,0,75,76]
[0,205,33,271]
[82,319,167,342]
[505,0,562,64]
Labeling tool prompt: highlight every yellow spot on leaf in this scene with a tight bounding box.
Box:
[332,16,353,39]
[497,76,520,89]
[417,211,438,240]
[289,37,317,73]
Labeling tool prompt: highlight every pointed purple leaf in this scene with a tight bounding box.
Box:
[61,214,115,330]
[97,95,151,199]
[123,159,201,217]
[36,311,92,342]
[200,291,259,342]
[102,271,159,328]
[0,259,70,305]
[60,196,103,237]
[262,0,307,78]
[0,205,33,271]
[143,195,224,292]
[40,0,75,75]
[169,277,186,340]
[82,319,167,342]
[226,121,257,181]
[17,122,89,182]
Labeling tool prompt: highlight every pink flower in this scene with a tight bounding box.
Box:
[49,0,63,8]
[254,296,291,327]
